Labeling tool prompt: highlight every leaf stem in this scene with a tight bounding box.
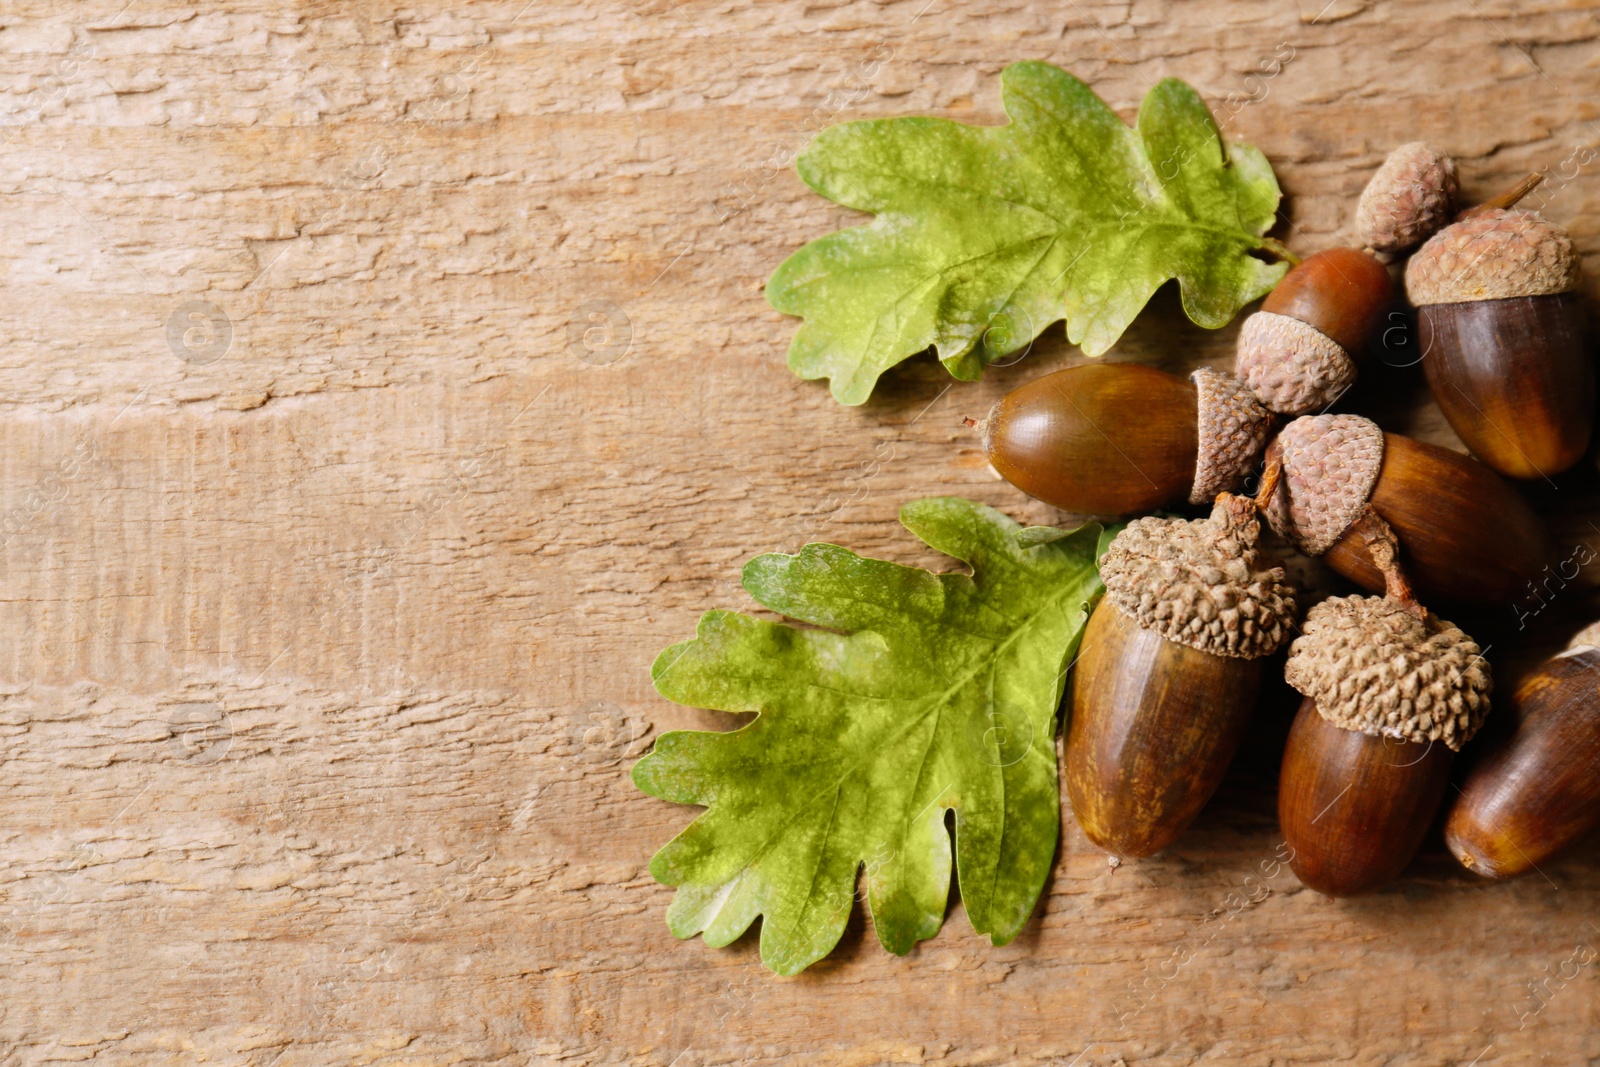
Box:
[1258,237,1301,267]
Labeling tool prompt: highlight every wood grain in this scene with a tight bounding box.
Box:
[3,1,1600,1063]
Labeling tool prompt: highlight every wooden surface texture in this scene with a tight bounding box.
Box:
[3,1,1600,1063]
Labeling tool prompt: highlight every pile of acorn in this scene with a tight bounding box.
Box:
[977,143,1600,895]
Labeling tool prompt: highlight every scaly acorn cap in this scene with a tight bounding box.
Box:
[1098,493,1297,659]
[1285,595,1492,750]
[1405,208,1579,306]
[1355,142,1458,253]
[1234,311,1356,416]
[1189,367,1274,504]
[1260,414,1385,556]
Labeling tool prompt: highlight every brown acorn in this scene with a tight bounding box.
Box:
[1232,144,1453,416]
[1407,207,1593,479]
[1068,493,1297,858]
[1235,248,1395,415]
[1259,413,1552,604]
[1354,142,1458,253]
[1445,621,1600,878]
[980,363,1272,516]
[1278,519,1493,896]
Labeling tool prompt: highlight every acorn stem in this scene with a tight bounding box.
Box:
[1252,457,1283,513]
[1215,490,1261,534]
[1346,506,1424,618]
[1457,172,1544,219]
[1258,237,1302,266]
[961,416,979,429]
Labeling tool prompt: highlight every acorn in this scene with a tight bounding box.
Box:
[1067,493,1297,858]
[1258,413,1552,604]
[1445,620,1600,878]
[1278,518,1493,896]
[1354,142,1458,253]
[1406,206,1593,479]
[978,363,1272,516]
[1235,144,1454,415]
[1235,248,1395,415]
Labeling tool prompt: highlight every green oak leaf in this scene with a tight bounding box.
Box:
[767,61,1288,404]
[632,497,1109,974]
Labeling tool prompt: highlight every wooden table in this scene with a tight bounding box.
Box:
[3,1,1599,1063]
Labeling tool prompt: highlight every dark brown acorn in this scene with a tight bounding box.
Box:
[1407,206,1593,479]
[979,363,1271,516]
[1234,143,1461,414]
[1445,621,1600,878]
[1068,494,1296,858]
[1235,248,1395,415]
[1278,518,1492,896]
[1260,413,1553,604]
[1279,698,1456,897]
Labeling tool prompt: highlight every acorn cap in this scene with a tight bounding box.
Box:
[1098,493,1297,659]
[1405,208,1579,306]
[1190,368,1274,504]
[1355,142,1458,253]
[1285,595,1492,750]
[1234,311,1356,416]
[1260,414,1385,556]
